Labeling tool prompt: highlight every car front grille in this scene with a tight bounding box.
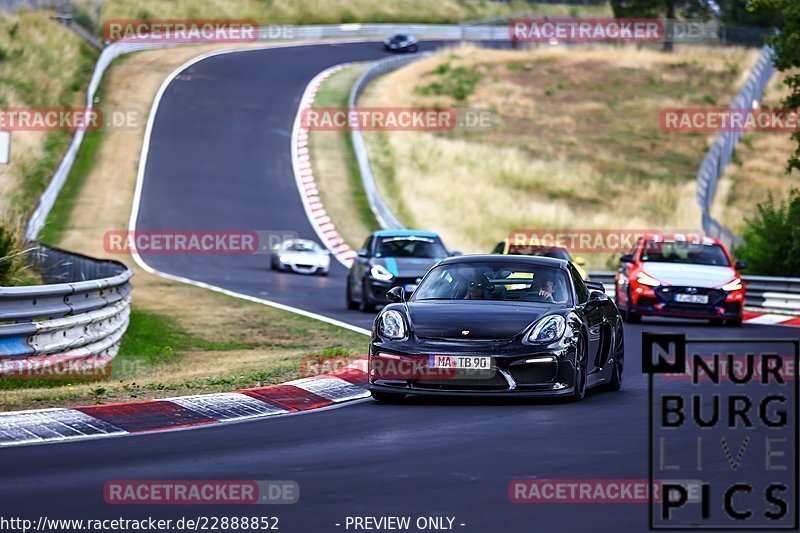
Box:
[509,363,557,385]
[413,371,510,391]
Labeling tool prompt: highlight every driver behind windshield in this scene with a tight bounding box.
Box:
[536,272,568,304]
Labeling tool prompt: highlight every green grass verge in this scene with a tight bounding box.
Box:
[311,65,381,244]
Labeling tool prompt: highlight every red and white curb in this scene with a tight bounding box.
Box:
[291,63,363,268]
[743,311,800,328]
[0,359,370,447]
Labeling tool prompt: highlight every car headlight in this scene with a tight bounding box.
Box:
[379,310,406,340]
[527,315,566,343]
[636,272,661,287]
[279,255,290,264]
[370,264,394,281]
[721,277,743,291]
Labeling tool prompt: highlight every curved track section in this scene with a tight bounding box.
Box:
[0,42,795,532]
[131,42,450,331]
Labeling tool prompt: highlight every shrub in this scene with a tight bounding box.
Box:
[0,211,41,287]
[736,189,800,276]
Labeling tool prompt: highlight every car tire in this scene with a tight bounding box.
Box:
[370,391,405,403]
[410,44,418,52]
[726,317,743,327]
[571,334,588,402]
[623,288,641,323]
[710,318,725,326]
[360,280,376,313]
[346,277,359,310]
[607,324,624,391]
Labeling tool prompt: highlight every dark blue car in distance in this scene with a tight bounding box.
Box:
[347,230,450,312]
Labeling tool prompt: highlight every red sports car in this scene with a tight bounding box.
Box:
[615,235,746,326]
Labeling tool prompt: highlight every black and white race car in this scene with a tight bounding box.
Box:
[270,239,330,276]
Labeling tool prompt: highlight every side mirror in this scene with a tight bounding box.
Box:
[573,256,586,266]
[588,290,608,305]
[734,260,747,271]
[357,248,368,258]
[386,286,406,303]
[449,249,462,257]
[620,254,634,264]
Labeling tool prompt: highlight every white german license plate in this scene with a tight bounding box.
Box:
[675,293,708,304]
[428,355,491,370]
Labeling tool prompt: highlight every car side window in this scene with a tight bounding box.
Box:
[360,237,373,256]
[570,266,589,304]
[491,241,505,254]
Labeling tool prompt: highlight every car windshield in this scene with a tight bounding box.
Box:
[413,262,571,305]
[507,245,571,261]
[284,240,320,253]
[640,240,730,266]
[375,236,446,258]
[392,35,408,41]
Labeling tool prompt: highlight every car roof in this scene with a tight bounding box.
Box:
[643,234,724,247]
[373,229,439,238]
[440,254,570,269]
[508,243,569,252]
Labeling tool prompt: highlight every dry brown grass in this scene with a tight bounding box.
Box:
[0,12,93,218]
[358,44,761,269]
[714,70,800,233]
[3,41,367,411]
[100,0,611,25]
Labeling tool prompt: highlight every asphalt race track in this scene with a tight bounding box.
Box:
[1,41,796,533]
[131,41,458,331]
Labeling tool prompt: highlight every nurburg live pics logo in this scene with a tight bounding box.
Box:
[644,333,798,530]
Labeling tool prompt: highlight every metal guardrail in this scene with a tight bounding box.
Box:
[588,271,800,315]
[0,245,132,376]
[349,52,439,230]
[696,45,775,248]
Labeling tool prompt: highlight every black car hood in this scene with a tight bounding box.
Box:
[372,257,441,280]
[407,301,554,340]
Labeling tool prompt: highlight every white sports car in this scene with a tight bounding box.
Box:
[270,239,330,276]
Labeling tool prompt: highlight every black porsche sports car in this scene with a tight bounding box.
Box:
[368,255,624,401]
[383,34,419,52]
